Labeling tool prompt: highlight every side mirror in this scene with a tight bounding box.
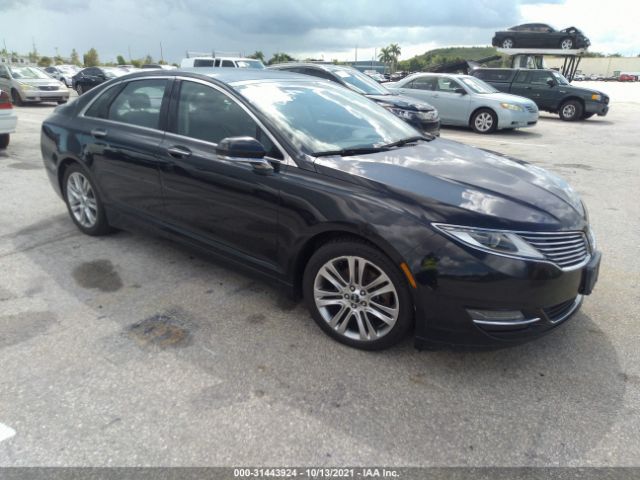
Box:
[216,137,273,174]
[454,88,467,95]
[546,79,556,87]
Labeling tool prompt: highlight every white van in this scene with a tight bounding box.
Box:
[179,57,265,69]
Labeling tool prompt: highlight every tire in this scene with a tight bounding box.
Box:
[57,100,67,105]
[62,164,112,236]
[582,112,595,119]
[0,134,9,149]
[559,99,583,121]
[470,108,498,134]
[501,37,515,49]
[303,239,413,350]
[11,89,23,106]
[76,84,84,95]
[560,38,574,49]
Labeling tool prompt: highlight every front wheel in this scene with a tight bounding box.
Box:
[63,164,112,236]
[471,108,498,134]
[559,100,583,121]
[0,134,9,149]
[560,38,574,49]
[11,89,23,106]
[76,84,84,95]
[303,240,413,350]
[501,37,515,49]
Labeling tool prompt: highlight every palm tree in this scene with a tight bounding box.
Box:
[249,51,265,62]
[388,43,401,73]
[378,47,392,74]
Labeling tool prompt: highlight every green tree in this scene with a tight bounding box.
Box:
[378,47,392,72]
[130,59,142,67]
[70,49,81,66]
[388,43,401,73]
[249,50,265,62]
[37,56,52,67]
[116,55,126,65]
[54,55,64,65]
[267,52,294,65]
[83,48,99,67]
[143,54,154,64]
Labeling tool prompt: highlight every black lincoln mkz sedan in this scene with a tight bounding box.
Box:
[41,69,601,350]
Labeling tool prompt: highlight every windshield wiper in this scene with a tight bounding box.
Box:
[381,135,433,148]
[314,146,390,157]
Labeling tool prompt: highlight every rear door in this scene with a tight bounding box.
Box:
[508,70,535,99]
[395,76,437,103]
[81,77,171,219]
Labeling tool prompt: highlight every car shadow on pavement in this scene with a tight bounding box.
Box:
[7,213,626,465]
[440,125,545,139]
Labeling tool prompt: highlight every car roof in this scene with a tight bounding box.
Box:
[119,68,326,86]
[271,62,357,73]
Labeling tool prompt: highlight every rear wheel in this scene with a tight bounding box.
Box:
[559,99,583,121]
[0,134,9,149]
[471,108,498,134]
[63,164,112,236]
[11,89,23,106]
[501,38,515,49]
[303,240,413,350]
[560,37,574,49]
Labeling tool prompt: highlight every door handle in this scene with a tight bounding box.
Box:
[167,146,192,159]
[91,128,107,138]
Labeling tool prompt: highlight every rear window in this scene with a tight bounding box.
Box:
[193,59,215,67]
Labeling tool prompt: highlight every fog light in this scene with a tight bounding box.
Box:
[467,309,540,326]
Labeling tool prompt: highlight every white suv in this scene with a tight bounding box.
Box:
[180,56,264,69]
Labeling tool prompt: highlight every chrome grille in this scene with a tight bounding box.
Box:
[519,231,589,269]
[39,86,58,91]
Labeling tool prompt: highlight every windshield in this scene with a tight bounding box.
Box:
[332,68,390,95]
[552,71,569,85]
[9,67,51,80]
[236,81,418,155]
[460,77,498,94]
[236,60,265,69]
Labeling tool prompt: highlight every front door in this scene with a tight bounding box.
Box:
[430,76,472,125]
[158,79,285,270]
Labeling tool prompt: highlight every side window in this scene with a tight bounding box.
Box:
[514,70,529,83]
[85,84,124,119]
[435,77,462,92]
[175,81,282,159]
[107,79,167,129]
[407,77,434,90]
[477,70,511,82]
[221,60,234,67]
[529,71,555,85]
[300,68,335,81]
[194,59,214,67]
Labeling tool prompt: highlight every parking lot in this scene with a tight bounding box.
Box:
[0,81,639,466]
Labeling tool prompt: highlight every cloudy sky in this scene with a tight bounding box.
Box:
[1,0,638,64]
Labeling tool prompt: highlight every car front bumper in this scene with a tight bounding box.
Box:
[585,101,609,116]
[20,88,70,103]
[497,108,539,129]
[411,119,440,136]
[0,113,18,134]
[407,238,601,349]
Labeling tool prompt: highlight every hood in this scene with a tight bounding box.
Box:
[14,78,61,87]
[314,138,586,230]
[366,93,435,112]
[483,91,537,106]
[565,84,606,97]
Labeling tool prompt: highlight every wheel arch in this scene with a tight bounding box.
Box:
[469,105,498,127]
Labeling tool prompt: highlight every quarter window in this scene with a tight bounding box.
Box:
[175,81,281,158]
[107,79,167,129]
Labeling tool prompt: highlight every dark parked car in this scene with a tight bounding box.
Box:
[492,23,590,50]
[472,68,609,121]
[40,69,600,350]
[269,63,440,136]
[72,67,126,94]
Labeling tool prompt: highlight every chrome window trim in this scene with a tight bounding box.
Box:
[79,75,295,167]
[432,223,592,272]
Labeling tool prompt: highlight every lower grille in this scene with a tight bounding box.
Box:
[519,231,589,269]
[526,105,538,113]
[544,296,582,323]
[39,86,58,91]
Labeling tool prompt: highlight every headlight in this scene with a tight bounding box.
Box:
[433,224,544,260]
[417,110,438,121]
[18,82,36,91]
[384,106,414,120]
[500,103,524,112]
[591,93,601,101]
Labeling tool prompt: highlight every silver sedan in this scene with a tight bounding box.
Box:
[386,73,539,134]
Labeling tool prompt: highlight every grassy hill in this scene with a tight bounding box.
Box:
[399,46,503,71]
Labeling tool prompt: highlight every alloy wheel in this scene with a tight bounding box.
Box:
[502,39,514,48]
[561,39,573,49]
[562,103,576,119]
[313,256,399,342]
[474,112,494,132]
[66,172,98,228]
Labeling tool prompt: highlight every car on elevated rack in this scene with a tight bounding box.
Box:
[40,68,600,350]
[492,23,590,50]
